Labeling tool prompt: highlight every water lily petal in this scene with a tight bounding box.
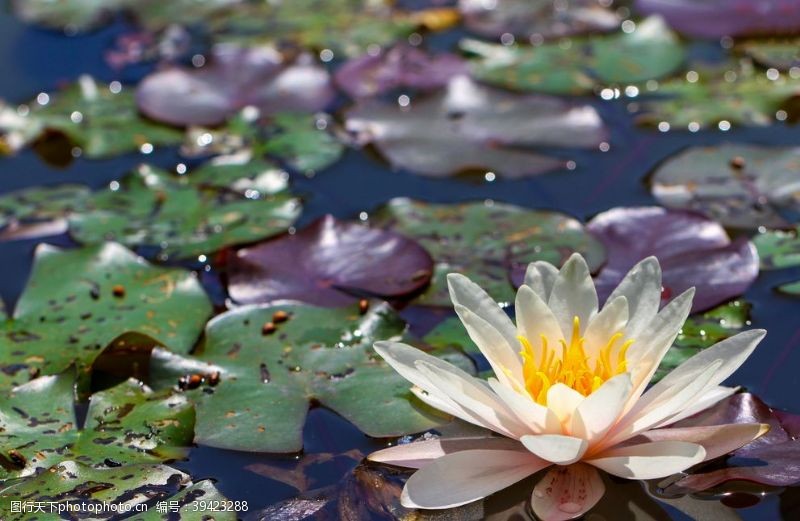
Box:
[400,449,549,509]
[634,423,769,461]
[660,385,738,426]
[448,272,518,345]
[524,261,560,301]
[547,383,586,427]
[548,253,599,336]
[521,434,589,465]
[488,377,561,434]
[587,440,706,479]
[369,436,524,469]
[531,464,605,521]
[515,284,566,356]
[571,373,632,441]
[606,256,662,340]
[582,295,629,357]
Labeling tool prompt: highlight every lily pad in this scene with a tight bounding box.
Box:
[228,215,434,307]
[0,373,194,479]
[459,0,619,40]
[335,44,468,99]
[373,198,606,306]
[635,0,800,38]
[653,300,750,382]
[0,76,182,158]
[0,242,211,391]
[148,302,455,452]
[136,44,334,127]
[69,162,301,259]
[465,16,685,95]
[345,76,607,178]
[422,316,476,355]
[754,227,800,270]
[587,207,759,312]
[0,460,232,521]
[740,39,800,70]
[778,280,800,296]
[0,185,89,240]
[649,144,800,229]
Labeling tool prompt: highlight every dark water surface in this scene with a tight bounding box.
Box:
[0,8,799,521]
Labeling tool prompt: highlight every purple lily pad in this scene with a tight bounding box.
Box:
[136,44,335,127]
[334,44,467,99]
[460,0,619,41]
[586,207,759,313]
[636,0,800,38]
[669,393,800,490]
[344,76,607,178]
[228,215,434,306]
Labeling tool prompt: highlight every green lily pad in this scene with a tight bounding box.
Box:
[637,61,800,129]
[0,185,89,239]
[372,199,605,307]
[148,301,458,453]
[778,280,800,296]
[739,40,800,70]
[0,242,211,391]
[69,162,301,259]
[653,300,751,383]
[465,16,684,95]
[0,460,232,521]
[422,316,476,356]
[0,373,194,479]
[754,227,800,270]
[0,76,181,159]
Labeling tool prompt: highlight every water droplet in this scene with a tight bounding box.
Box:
[319,49,334,62]
[621,20,636,33]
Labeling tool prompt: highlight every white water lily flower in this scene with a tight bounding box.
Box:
[369,254,768,520]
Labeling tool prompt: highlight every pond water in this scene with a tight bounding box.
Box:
[1,4,799,521]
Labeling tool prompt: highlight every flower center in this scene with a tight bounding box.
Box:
[518,316,633,405]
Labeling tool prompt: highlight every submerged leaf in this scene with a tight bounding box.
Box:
[229,215,433,306]
[374,198,605,306]
[587,207,759,312]
[650,144,800,229]
[345,76,607,178]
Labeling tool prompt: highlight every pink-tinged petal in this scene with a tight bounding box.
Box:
[524,261,560,301]
[548,253,599,337]
[571,373,632,441]
[369,436,524,469]
[488,378,561,434]
[633,423,770,462]
[400,449,549,509]
[587,441,706,479]
[521,434,588,465]
[531,463,605,521]
[547,384,585,428]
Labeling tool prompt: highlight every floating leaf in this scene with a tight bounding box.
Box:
[740,39,800,70]
[148,302,457,452]
[778,280,800,296]
[459,0,619,40]
[635,0,800,38]
[229,215,433,307]
[69,162,300,259]
[335,44,468,99]
[345,76,607,178]
[754,227,800,269]
[587,207,759,312]
[465,16,684,95]
[136,44,334,127]
[653,300,750,382]
[422,316,476,355]
[0,185,89,240]
[0,373,194,479]
[0,76,181,158]
[649,144,800,229]
[374,198,606,306]
[0,242,211,390]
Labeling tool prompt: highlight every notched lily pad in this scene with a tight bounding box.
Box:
[587,206,759,312]
[136,44,334,127]
[374,198,606,306]
[229,215,434,307]
[345,76,607,178]
[650,144,800,229]
[69,161,301,259]
[0,373,194,479]
[148,302,459,453]
[0,242,211,390]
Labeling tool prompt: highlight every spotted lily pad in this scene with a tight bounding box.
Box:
[335,44,468,99]
[148,302,458,452]
[754,227,800,269]
[136,44,334,127]
[0,460,233,521]
[459,0,619,40]
[0,76,181,158]
[653,300,750,383]
[587,207,759,312]
[229,215,433,307]
[0,242,211,391]
[635,0,800,38]
[345,76,607,178]
[0,185,89,240]
[740,39,800,70]
[464,16,684,95]
[373,198,606,306]
[68,162,301,259]
[0,373,194,479]
[649,144,800,229]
